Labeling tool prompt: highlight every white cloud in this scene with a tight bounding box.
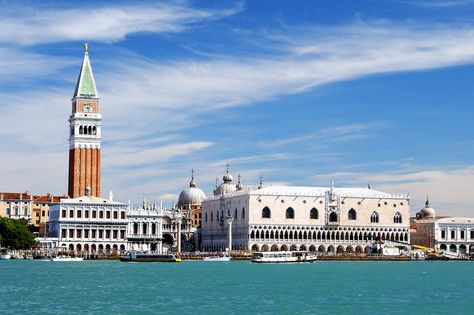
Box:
[2,19,474,209]
[312,166,474,217]
[0,2,242,45]
[0,48,73,83]
[399,0,474,8]
[257,124,382,148]
[97,23,474,131]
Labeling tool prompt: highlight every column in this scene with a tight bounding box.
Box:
[226,215,233,252]
[177,221,181,253]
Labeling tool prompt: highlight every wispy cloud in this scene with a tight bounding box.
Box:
[2,16,474,209]
[257,124,382,148]
[312,166,474,216]
[399,0,474,8]
[0,2,242,45]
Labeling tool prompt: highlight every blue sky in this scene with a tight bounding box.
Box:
[0,0,473,215]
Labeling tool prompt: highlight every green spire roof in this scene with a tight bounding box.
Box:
[73,44,98,98]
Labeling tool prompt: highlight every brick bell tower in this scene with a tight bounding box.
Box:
[68,43,101,198]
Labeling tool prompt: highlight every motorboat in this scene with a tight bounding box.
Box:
[0,248,11,260]
[251,251,318,263]
[120,250,181,262]
[51,255,84,261]
[203,256,231,262]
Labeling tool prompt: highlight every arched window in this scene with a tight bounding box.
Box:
[394,212,402,224]
[79,126,83,135]
[286,207,295,219]
[205,212,208,223]
[262,207,271,218]
[23,206,28,216]
[329,212,338,222]
[348,208,357,220]
[216,211,219,221]
[92,126,97,135]
[210,212,213,222]
[371,212,379,223]
[14,206,19,216]
[234,208,237,220]
[242,207,245,219]
[310,208,318,219]
[88,126,92,135]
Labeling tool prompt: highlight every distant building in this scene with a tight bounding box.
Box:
[126,198,164,252]
[177,171,206,229]
[31,194,67,234]
[0,192,33,221]
[68,43,102,198]
[48,192,128,253]
[411,199,474,254]
[202,170,410,253]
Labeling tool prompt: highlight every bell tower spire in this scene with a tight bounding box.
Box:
[68,43,102,198]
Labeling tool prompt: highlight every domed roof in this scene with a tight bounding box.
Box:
[419,197,436,218]
[178,173,206,206]
[214,182,237,196]
[214,166,237,196]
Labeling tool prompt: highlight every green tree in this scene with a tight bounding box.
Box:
[0,217,38,249]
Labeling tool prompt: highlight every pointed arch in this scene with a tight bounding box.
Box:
[286,207,295,219]
[329,212,338,222]
[262,207,271,218]
[371,211,379,223]
[348,208,357,220]
[394,212,402,224]
[310,207,318,219]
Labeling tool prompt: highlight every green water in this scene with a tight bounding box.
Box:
[0,260,473,314]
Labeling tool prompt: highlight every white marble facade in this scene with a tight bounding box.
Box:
[201,184,410,253]
[48,195,128,253]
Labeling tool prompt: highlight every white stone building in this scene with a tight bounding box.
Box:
[411,200,474,254]
[126,199,164,252]
[48,193,128,253]
[202,173,410,254]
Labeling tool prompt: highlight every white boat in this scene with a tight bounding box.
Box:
[0,249,11,260]
[251,251,318,263]
[51,255,84,262]
[203,256,231,262]
[120,250,181,262]
[0,254,11,260]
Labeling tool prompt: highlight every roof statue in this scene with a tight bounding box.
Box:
[236,174,243,191]
[73,43,98,98]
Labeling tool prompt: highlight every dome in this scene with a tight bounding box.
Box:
[214,183,237,196]
[223,172,233,183]
[178,187,206,206]
[418,197,436,218]
[178,173,206,206]
[214,167,237,196]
